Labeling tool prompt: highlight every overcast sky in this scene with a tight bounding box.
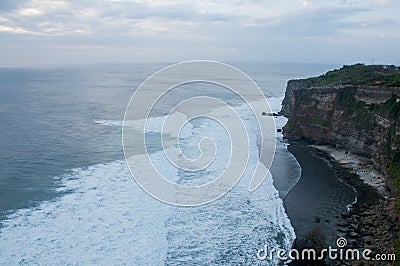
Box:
[0,0,399,66]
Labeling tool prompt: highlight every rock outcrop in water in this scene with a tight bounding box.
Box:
[280,64,400,264]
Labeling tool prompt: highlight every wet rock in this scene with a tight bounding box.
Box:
[350,231,358,238]
[337,221,349,227]
[262,112,279,116]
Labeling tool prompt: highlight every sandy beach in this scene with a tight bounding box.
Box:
[313,145,388,198]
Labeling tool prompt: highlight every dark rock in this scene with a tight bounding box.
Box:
[262,112,279,116]
[337,221,349,227]
[289,227,327,265]
[349,231,358,238]
[349,223,357,229]
[314,217,320,223]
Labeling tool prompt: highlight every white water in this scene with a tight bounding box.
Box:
[0,97,299,265]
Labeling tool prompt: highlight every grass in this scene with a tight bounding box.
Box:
[302,64,400,87]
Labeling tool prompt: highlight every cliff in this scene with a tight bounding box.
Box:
[281,64,400,187]
[281,64,400,263]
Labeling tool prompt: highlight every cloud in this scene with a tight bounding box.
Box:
[373,0,391,6]
[0,24,29,34]
[298,0,319,8]
[270,5,369,37]
[0,0,27,12]
[0,0,399,65]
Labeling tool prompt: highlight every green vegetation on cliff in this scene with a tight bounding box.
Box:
[282,64,400,262]
[303,63,400,87]
[377,96,400,187]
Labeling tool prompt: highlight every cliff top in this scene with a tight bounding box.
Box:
[298,63,400,87]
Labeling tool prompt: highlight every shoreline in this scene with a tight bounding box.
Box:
[312,145,389,199]
[283,142,356,244]
[285,141,397,265]
[310,144,398,265]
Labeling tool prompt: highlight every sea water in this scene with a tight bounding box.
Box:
[0,63,334,264]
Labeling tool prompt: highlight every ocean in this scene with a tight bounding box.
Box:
[0,62,338,264]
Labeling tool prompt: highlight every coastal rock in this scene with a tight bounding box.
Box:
[262,111,279,116]
[281,73,400,175]
[281,64,400,265]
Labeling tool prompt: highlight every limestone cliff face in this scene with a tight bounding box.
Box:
[280,79,315,117]
[281,78,400,182]
[281,65,400,260]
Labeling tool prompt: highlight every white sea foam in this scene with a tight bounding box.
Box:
[0,161,171,265]
[266,96,284,113]
[0,96,297,265]
[0,160,294,265]
[94,96,284,128]
[94,120,123,127]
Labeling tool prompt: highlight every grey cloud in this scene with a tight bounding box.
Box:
[259,6,370,37]
[0,0,399,65]
[98,1,234,22]
[0,0,27,12]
